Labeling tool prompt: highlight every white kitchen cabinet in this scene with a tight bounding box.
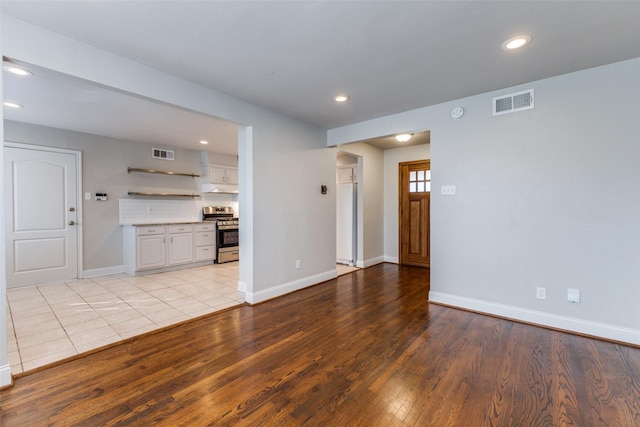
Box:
[136,229,166,270]
[194,223,216,261]
[208,165,238,185]
[123,223,213,275]
[168,225,194,265]
[225,167,238,185]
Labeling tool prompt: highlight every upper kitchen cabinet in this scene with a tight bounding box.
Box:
[208,165,238,186]
[200,151,239,194]
[203,164,239,193]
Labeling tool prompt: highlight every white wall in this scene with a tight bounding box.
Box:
[383,144,431,262]
[247,114,336,302]
[329,58,640,345]
[0,5,12,386]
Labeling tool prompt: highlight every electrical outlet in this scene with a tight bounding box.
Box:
[567,288,580,303]
[296,259,301,269]
[536,287,546,300]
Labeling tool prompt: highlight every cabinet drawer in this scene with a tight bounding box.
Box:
[194,223,215,232]
[195,245,215,261]
[168,224,193,233]
[195,231,215,246]
[136,226,166,236]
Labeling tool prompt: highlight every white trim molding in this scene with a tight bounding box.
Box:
[383,256,399,264]
[357,256,385,269]
[429,291,640,346]
[245,270,337,304]
[0,364,13,388]
[83,265,124,278]
[237,280,247,293]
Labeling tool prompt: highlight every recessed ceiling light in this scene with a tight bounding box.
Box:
[200,140,209,145]
[4,101,24,109]
[502,35,532,50]
[395,133,412,142]
[3,64,33,76]
[333,94,350,103]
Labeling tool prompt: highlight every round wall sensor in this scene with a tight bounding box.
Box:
[451,107,464,119]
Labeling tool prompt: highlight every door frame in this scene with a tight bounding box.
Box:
[336,151,363,268]
[4,141,84,283]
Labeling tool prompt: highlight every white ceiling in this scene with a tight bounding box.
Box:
[3,61,239,155]
[2,1,640,153]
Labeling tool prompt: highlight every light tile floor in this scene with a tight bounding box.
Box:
[6,262,243,374]
[336,264,360,276]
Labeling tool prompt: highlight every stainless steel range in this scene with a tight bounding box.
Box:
[203,206,239,263]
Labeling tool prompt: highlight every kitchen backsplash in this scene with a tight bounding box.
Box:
[119,198,239,224]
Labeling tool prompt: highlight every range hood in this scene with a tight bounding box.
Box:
[202,183,238,194]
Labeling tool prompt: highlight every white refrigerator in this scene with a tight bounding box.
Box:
[336,182,357,266]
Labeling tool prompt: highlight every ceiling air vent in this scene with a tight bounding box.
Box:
[152,148,174,160]
[493,89,534,116]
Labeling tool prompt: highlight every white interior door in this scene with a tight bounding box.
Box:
[336,182,355,265]
[4,145,80,288]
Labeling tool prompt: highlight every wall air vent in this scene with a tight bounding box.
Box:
[152,148,174,160]
[493,89,534,116]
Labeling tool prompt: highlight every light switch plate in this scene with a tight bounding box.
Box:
[441,185,456,196]
[84,192,91,200]
[567,288,580,303]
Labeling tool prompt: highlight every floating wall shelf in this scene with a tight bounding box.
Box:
[127,192,200,198]
[128,167,200,178]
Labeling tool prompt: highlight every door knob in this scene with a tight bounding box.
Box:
[69,207,76,212]
[68,221,75,226]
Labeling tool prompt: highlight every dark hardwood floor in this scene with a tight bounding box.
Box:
[1,263,639,426]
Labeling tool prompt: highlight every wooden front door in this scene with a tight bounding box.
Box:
[399,160,430,267]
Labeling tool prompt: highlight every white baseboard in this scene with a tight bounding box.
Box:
[356,256,385,269]
[83,265,124,278]
[237,280,247,293]
[383,256,399,264]
[0,364,13,388]
[429,291,640,346]
[246,269,337,304]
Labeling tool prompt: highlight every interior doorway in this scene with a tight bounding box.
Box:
[399,159,430,267]
[336,151,359,267]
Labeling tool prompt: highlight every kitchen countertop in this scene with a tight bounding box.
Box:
[121,221,210,226]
